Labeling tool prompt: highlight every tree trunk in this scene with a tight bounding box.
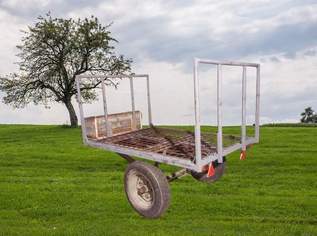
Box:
[65,100,78,127]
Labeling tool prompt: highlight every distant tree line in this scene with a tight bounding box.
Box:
[300,107,317,123]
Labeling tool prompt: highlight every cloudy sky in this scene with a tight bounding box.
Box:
[0,0,317,125]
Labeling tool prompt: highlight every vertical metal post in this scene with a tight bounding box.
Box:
[241,66,247,151]
[193,58,202,167]
[94,116,98,138]
[255,65,261,142]
[130,77,136,130]
[217,64,223,163]
[75,76,88,144]
[101,78,112,137]
[146,75,153,125]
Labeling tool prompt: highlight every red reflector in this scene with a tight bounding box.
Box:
[207,163,215,177]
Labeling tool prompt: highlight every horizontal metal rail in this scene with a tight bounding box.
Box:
[196,58,260,67]
[76,74,149,79]
[87,140,200,171]
[222,137,257,156]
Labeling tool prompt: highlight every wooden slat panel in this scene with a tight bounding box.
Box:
[85,111,142,139]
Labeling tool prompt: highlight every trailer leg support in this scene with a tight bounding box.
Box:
[166,169,188,182]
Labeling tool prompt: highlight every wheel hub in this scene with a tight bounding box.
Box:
[136,175,153,202]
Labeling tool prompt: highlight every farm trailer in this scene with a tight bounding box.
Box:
[76,58,261,218]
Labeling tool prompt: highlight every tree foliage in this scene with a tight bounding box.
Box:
[300,107,317,123]
[0,14,131,127]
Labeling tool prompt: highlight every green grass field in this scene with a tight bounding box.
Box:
[0,125,316,236]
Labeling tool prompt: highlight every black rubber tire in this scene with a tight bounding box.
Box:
[191,158,226,183]
[124,161,170,218]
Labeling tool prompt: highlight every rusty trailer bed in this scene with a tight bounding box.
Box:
[89,127,241,161]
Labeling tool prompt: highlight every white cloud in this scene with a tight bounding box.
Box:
[0,0,51,9]
[0,0,316,125]
[0,9,28,73]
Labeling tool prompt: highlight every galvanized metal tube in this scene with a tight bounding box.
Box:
[76,74,149,79]
[255,65,261,142]
[241,66,247,151]
[101,79,112,137]
[193,58,202,167]
[130,77,136,130]
[217,64,223,163]
[196,58,259,68]
[75,76,88,144]
[88,139,200,171]
[146,75,153,125]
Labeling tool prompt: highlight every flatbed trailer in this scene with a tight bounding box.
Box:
[76,58,261,218]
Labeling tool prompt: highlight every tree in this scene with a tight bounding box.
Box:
[0,14,131,127]
[300,107,317,123]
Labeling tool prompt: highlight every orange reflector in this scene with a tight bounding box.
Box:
[207,163,215,177]
[240,150,247,160]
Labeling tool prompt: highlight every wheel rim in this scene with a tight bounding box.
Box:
[126,169,154,210]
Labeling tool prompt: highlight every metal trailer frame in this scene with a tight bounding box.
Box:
[76,59,260,173]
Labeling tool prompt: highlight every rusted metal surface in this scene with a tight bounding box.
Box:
[93,127,240,161]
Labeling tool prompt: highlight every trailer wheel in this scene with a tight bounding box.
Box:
[191,158,226,183]
[124,161,170,218]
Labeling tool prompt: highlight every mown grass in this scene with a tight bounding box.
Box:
[262,123,317,127]
[0,124,316,236]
